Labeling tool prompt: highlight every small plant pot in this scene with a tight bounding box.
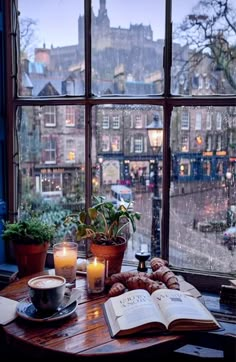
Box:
[90,237,127,276]
[13,242,49,278]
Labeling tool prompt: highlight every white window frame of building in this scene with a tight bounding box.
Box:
[102,115,109,129]
[130,136,134,152]
[181,110,189,130]
[195,112,202,130]
[112,115,120,129]
[44,105,56,127]
[181,135,189,152]
[198,76,203,89]
[205,77,210,89]
[134,115,142,128]
[134,136,143,153]
[206,135,212,151]
[216,112,222,130]
[216,134,222,151]
[65,106,75,127]
[111,136,121,151]
[44,138,56,164]
[66,139,76,162]
[206,112,212,130]
[130,114,134,128]
[102,135,110,151]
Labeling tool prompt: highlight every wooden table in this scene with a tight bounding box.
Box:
[0,270,235,361]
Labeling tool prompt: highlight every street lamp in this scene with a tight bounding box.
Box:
[146,114,163,257]
[225,170,232,227]
[98,156,103,193]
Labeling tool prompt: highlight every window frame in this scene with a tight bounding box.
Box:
[43,136,57,164]
[43,105,57,127]
[4,0,236,289]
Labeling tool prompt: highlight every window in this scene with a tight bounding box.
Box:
[216,134,222,151]
[102,135,110,151]
[41,171,62,196]
[203,160,211,176]
[198,76,203,89]
[43,106,57,127]
[112,116,120,129]
[3,0,236,288]
[195,112,202,130]
[179,161,189,176]
[216,161,223,176]
[216,112,222,130]
[181,110,189,130]
[102,116,109,129]
[111,136,120,152]
[206,135,212,151]
[206,113,212,130]
[181,135,189,152]
[66,139,76,162]
[134,136,143,153]
[65,106,75,127]
[43,137,56,164]
[134,115,142,128]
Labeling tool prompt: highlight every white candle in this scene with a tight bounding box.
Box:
[87,257,105,293]
[53,242,78,283]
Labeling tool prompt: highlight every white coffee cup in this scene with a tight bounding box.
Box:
[28,275,66,311]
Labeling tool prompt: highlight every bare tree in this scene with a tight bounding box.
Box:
[174,0,236,91]
[19,17,38,60]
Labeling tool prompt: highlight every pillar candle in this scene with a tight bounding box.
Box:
[53,242,78,283]
[87,257,105,293]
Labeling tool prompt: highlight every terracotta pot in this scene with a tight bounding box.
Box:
[13,242,49,277]
[90,237,127,276]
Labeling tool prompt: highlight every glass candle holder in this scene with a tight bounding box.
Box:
[87,257,105,294]
[53,242,78,284]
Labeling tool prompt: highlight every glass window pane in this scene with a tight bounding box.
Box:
[92,105,163,260]
[91,0,165,96]
[18,105,85,245]
[172,0,236,95]
[170,106,236,273]
[18,0,84,96]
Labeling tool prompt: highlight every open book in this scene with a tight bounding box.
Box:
[103,288,221,337]
[0,296,18,325]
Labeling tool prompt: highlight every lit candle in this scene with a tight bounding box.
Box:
[53,242,78,283]
[87,257,105,293]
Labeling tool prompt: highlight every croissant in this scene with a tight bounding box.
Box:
[105,257,180,296]
[108,282,126,297]
[126,276,166,294]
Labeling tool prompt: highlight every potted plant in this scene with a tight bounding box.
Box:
[2,218,55,277]
[65,196,141,276]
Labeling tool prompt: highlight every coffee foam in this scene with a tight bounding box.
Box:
[29,276,64,289]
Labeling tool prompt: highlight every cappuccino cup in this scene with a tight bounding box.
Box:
[28,275,66,311]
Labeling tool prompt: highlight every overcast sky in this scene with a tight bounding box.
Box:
[18,0,198,47]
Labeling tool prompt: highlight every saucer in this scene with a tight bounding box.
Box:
[16,297,78,322]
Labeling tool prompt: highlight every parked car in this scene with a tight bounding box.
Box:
[223,226,236,251]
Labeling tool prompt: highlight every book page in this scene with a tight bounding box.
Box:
[151,289,218,328]
[107,289,166,332]
[0,296,19,325]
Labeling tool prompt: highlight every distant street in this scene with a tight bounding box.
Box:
[124,185,235,273]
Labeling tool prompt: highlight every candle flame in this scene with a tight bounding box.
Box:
[63,247,67,256]
[94,257,97,265]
